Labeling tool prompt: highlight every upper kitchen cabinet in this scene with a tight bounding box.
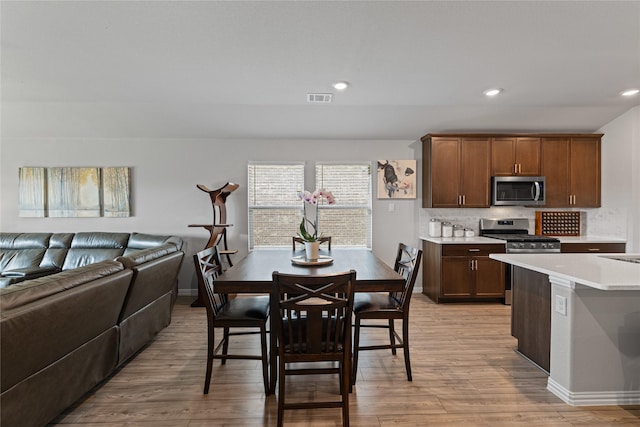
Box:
[422,135,491,208]
[491,137,540,176]
[541,135,602,207]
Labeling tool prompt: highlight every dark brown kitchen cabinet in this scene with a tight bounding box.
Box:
[422,133,602,209]
[511,266,551,372]
[541,135,602,207]
[422,135,491,208]
[561,242,626,253]
[423,241,505,303]
[491,137,541,176]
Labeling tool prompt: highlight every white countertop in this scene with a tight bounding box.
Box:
[421,235,626,245]
[419,235,503,244]
[490,253,640,291]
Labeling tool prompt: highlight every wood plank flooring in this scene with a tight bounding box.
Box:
[50,295,640,426]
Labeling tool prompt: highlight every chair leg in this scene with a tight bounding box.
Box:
[260,325,270,395]
[402,318,412,381]
[277,357,285,427]
[352,317,361,386]
[389,319,397,355]
[341,357,350,427]
[204,325,215,394]
[221,327,230,365]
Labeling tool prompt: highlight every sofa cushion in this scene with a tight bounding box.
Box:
[115,247,184,320]
[124,233,184,254]
[0,249,47,273]
[0,264,132,394]
[0,260,125,311]
[116,244,177,268]
[61,232,130,270]
[0,232,51,249]
[40,233,75,270]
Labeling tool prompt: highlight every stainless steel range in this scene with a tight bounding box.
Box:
[480,218,560,305]
[479,218,560,253]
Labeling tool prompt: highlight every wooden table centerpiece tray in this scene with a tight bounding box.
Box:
[291,255,334,266]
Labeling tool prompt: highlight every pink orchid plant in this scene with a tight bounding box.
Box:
[296,189,335,242]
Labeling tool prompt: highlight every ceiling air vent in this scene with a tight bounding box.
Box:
[307,93,333,103]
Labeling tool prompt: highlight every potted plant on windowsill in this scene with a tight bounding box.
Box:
[297,189,335,260]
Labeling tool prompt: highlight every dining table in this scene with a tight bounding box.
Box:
[214,247,406,393]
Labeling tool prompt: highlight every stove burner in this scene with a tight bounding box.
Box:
[482,233,560,243]
[479,218,561,253]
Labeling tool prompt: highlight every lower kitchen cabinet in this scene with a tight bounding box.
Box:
[423,241,505,303]
[510,241,625,373]
[511,266,551,372]
[560,242,626,253]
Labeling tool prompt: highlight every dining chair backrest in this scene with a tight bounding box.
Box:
[271,270,356,357]
[390,243,422,309]
[193,246,228,316]
[292,236,332,251]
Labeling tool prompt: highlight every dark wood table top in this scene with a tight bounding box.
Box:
[215,248,405,293]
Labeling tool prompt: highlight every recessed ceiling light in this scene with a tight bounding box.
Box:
[621,89,639,97]
[332,81,349,91]
[483,88,503,97]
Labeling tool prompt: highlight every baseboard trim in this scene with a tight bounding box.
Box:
[177,288,197,297]
[547,377,640,406]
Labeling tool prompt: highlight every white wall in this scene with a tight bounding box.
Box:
[599,106,640,252]
[0,138,422,295]
[1,107,637,295]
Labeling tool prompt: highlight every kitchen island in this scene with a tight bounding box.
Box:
[490,253,640,406]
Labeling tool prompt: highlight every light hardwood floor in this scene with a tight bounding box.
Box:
[51,295,639,426]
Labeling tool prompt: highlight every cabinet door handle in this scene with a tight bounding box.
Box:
[469,260,474,270]
[473,259,478,270]
[514,164,518,174]
[468,248,481,252]
[587,248,601,252]
[462,195,466,205]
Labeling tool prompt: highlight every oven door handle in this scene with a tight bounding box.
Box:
[507,248,561,253]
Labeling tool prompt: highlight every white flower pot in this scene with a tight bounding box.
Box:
[304,241,320,261]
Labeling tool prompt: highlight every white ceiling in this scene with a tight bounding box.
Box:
[2,1,639,140]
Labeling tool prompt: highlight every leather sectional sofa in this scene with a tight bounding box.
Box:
[0,232,184,427]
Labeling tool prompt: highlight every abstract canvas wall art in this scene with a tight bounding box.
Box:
[47,167,101,217]
[18,167,47,217]
[18,167,131,218]
[102,167,131,217]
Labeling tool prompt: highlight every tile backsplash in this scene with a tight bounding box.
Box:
[419,207,628,238]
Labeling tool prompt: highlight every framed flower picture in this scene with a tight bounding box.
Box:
[377,160,417,199]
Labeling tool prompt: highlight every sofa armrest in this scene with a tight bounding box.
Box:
[1,266,59,278]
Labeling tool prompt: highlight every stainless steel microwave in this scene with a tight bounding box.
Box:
[492,176,545,206]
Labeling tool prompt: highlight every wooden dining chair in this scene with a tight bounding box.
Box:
[271,270,356,427]
[351,243,422,385]
[193,246,270,395]
[292,236,332,251]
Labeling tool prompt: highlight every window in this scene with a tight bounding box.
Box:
[316,162,372,248]
[248,162,304,249]
[248,162,372,249]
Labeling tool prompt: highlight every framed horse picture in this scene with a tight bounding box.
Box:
[377,160,416,199]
